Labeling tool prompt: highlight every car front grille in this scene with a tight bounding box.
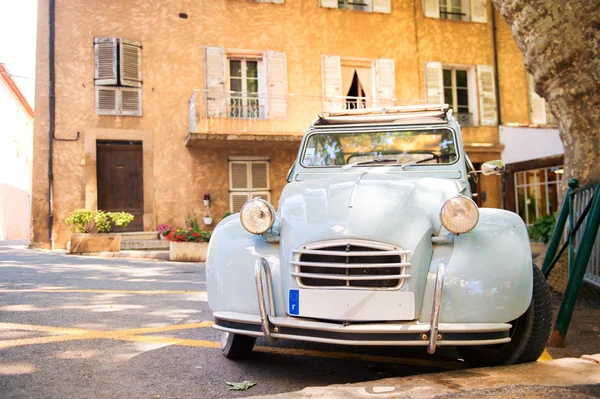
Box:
[291,240,410,289]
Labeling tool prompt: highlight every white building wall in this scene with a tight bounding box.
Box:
[0,80,33,240]
[499,126,563,164]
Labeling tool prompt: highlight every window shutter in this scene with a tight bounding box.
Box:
[121,87,142,116]
[230,162,250,190]
[120,38,142,87]
[264,50,288,120]
[424,62,444,104]
[423,0,440,18]
[204,46,226,117]
[373,0,391,13]
[251,162,270,190]
[321,55,343,111]
[319,0,338,8]
[477,64,498,126]
[251,191,271,202]
[94,37,117,85]
[95,87,118,115]
[527,74,547,125]
[470,0,487,23]
[230,193,250,213]
[375,58,396,107]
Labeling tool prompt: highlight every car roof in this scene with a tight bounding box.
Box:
[315,104,451,126]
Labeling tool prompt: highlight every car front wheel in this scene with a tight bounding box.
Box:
[220,331,256,359]
[457,264,553,367]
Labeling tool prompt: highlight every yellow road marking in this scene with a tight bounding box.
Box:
[538,349,553,362]
[0,289,206,295]
[117,335,221,348]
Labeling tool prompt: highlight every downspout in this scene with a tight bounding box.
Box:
[48,0,79,250]
[491,7,506,209]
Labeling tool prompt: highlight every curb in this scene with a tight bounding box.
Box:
[248,355,600,398]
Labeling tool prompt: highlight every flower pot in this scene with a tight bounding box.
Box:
[203,200,210,207]
[70,233,121,253]
[203,217,213,225]
[169,241,208,262]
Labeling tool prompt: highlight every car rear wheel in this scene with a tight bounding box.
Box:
[220,331,256,359]
[457,264,552,367]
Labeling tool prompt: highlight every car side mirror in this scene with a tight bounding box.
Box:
[481,160,505,176]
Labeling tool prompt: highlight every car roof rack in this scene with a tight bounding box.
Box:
[316,104,451,126]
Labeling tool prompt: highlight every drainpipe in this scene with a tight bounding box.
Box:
[48,0,79,250]
[491,7,502,125]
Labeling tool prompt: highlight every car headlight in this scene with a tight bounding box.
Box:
[439,196,479,234]
[240,198,276,235]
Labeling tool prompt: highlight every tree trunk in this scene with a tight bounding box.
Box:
[493,0,600,186]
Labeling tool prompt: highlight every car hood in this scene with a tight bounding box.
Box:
[279,173,466,251]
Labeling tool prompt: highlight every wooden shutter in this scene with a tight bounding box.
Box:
[251,162,270,190]
[424,62,444,104]
[230,193,250,213]
[121,87,142,116]
[204,46,226,117]
[527,74,547,125]
[470,0,487,23]
[375,58,396,107]
[423,0,440,18]
[477,64,498,126]
[251,191,271,202]
[120,38,142,87]
[264,50,288,120]
[94,37,117,85]
[373,0,391,13]
[230,162,249,190]
[319,0,338,8]
[95,86,118,115]
[322,55,342,111]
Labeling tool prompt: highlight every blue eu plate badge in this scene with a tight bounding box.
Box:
[289,289,299,315]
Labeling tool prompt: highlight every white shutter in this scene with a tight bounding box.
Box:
[527,74,547,125]
[423,0,440,18]
[375,58,396,107]
[424,62,444,104]
[95,87,118,115]
[264,50,288,120]
[230,193,250,213]
[230,162,250,190]
[94,37,117,85]
[120,38,142,87]
[251,191,271,202]
[322,55,343,111]
[373,0,391,13]
[251,162,270,190]
[477,64,498,126]
[319,0,338,8]
[470,0,487,23]
[204,46,226,117]
[121,87,142,116]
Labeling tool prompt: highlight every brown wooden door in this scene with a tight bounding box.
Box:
[97,141,144,231]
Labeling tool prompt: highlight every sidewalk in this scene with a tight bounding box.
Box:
[250,355,600,398]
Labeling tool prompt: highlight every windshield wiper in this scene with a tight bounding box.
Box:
[399,153,457,169]
[342,158,398,170]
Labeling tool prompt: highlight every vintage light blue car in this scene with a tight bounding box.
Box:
[206,105,552,366]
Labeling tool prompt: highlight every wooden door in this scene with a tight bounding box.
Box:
[97,141,144,231]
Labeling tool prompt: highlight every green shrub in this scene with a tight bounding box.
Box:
[185,212,200,230]
[66,209,95,233]
[528,214,556,244]
[66,209,134,234]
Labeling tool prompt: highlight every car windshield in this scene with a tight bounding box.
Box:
[301,129,458,168]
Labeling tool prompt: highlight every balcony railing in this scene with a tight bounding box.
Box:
[188,90,399,135]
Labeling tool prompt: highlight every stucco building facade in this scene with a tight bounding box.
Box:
[31,0,542,248]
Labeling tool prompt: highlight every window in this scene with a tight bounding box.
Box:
[443,68,471,125]
[423,0,487,23]
[229,58,263,119]
[527,74,556,126]
[229,159,270,212]
[514,166,563,227]
[319,0,391,13]
[94,37,142,116]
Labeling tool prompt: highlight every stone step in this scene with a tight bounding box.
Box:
[121,239,170,250]
[120,231,159,241]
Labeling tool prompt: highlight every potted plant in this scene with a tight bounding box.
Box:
[203,193,211,207]
[66,209,134,253]
[166,227,212,262]
[158,224,171,240]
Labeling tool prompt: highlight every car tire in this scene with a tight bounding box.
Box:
[220,331,256,359]
[457,264,553,367]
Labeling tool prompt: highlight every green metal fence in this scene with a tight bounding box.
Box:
[542,178,600,347]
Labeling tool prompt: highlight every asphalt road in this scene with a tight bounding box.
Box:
[0,240,478,398]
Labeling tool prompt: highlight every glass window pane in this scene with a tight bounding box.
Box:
[444,88,453,105]
[443,69,452,86]
[230,78,242,93]
[548,182,559,213]
[246,78,258,94]
[457,88,469,107]
[517,187,526,221]
[456,70,468,87]
[246,61,258,78]
[230,60,242,78]
[526,170,536,186]
[515,171,524,186]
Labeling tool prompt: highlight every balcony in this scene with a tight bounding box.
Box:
[186,90,398,147]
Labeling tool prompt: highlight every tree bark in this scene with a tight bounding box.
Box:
[493,0,600,186]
